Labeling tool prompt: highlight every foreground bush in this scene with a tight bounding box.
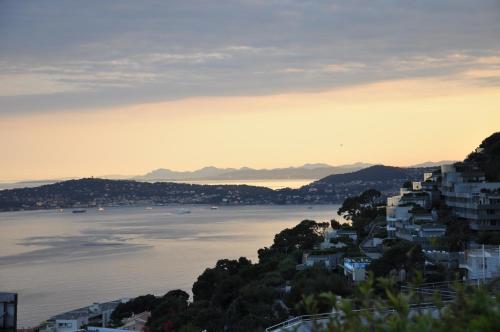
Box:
[299,276,500,332]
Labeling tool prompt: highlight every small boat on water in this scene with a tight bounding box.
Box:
[176,208,191,214]
[145,206,153,210]
[210,206,219,210]
[72,209,87,214]
[98,207,105,211]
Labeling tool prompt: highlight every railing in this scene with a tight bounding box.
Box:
[265,302,447,332]
[265,312,335,332]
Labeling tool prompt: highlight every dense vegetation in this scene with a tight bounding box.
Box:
[465,131,500,181]
[110,218,347,331]
[336,188,384,238]
[368,241,424,278]
[300,275,500,332]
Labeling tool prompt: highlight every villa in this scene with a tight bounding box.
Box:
[40,300,127,332]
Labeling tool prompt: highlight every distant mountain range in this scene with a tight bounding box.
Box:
[135,161,456,181]
[134,162,374,181]
[0,161,457,191]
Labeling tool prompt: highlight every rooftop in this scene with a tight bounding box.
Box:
[49,300,124,321]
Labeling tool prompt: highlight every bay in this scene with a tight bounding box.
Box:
[0,204,341,327]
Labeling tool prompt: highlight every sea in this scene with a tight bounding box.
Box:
[0,204,342,327]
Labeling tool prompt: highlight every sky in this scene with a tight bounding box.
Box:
[1,0,499,181]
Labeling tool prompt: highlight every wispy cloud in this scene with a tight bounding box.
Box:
[0,0,499,112]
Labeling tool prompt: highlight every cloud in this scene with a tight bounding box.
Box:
[0,73,81,96]
[0,0,499,112]
[323,63,367,73]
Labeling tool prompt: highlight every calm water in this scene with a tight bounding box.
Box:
[0,205,340,327]
[168,179,314,189]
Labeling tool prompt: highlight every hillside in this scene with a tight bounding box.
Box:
[297,165,432,200]
[0,178,275,211]
[314,165,414,185]
[464,132,500,181]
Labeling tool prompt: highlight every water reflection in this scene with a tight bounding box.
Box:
[0,205,341,327]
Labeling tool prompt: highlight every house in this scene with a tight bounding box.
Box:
[297,251,343,270]
[337,230,358,241]
[343,257,371,282]
[459,245,500,281]
[40,300,127,332]
[119,312,150,331]
[320,228,357,249]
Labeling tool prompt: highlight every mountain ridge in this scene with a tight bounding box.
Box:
[0,161,454,190]
[134,162,375,181]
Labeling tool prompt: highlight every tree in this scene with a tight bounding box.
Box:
[337,196,362,220]
[476,231,500,245]
[110,294,157,326]
[368,241,424,278]
[331,219,342,229]
[288,267,350,314]
[359,189,382,206]
[148,290,190,332]
[271,219,329,252]
[443,218,471,251]
[465,131,500,181]
[337,189,381,220]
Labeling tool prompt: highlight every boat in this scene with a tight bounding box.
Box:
[72,209,87,214]
[176,208,191,214]
[145,206,153,210]
[210,206,219,210]
[98,207,105,211]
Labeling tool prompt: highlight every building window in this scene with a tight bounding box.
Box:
[57,322,73,328]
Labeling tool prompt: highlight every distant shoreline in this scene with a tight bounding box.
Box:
[0,178,315,191]
[0,201,343,214]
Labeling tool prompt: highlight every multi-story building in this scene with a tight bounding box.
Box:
[441,163,500,231]
[40,300,126,332]
[0,292,17,332]
[386,171,445,244]
[459,245,500,281]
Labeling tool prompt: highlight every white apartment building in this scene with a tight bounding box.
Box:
[386,171,445,244]
[441,163,500,231]
[459,245,500,281]
[40,300,126,332]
